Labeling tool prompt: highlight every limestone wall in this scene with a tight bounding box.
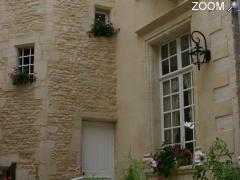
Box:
[0,0,117,179]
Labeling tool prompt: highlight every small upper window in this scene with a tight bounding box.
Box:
[18,47,34,77]
[95,10,110,24]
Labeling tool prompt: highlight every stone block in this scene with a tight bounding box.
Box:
[214,100,232,118]
[16,169,29,180]
[35,61,47,80]
[213,71,229,89]
[0,154,19,166]
[214,85,232,103]
[34,86,47,99]
[217,129,234,153]
[216,115,233,131]
[209,16,222,34]
[211,41,228,61]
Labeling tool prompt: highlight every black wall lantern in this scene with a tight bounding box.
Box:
[189,31,211,70]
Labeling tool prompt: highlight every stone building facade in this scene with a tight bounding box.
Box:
[0,0,240,179]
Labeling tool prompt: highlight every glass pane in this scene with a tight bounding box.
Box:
[183,73,191,89]
[164,130,172,144]
[172,111,180,126]
[172,94,179,110]
[170,56,178,72]
[185,142,194,153]
[23,66,29,73]
[162,60,169,75]
[171,78,179,93]
[181,51,190,67]
[185,127,194,141]
[161,44,168,59]
[184,90,192,106]
[30,56,34,64]
[169,40,177,55]
[184,107,192,122]
[23,48,30,56]
[163,97,171,112]
[30,65,34,73]
[164,113,171,128]
[24,57,30,65]
[95,13,106,23]
[163,81,170,96]
[181,34,189,51]
[173,128,180,143]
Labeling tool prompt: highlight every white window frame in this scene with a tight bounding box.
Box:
[159,33,196,151]
[18,47,34,76]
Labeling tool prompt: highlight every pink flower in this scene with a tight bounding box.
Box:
[150,158,158,168]
[72,164,80,171]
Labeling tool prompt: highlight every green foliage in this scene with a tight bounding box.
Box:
[90,20,115,37]
[193,137,240,180]
[11,70,36,85]
[153,145,192,178]
[123,156,148,180]
[153,146,177,177]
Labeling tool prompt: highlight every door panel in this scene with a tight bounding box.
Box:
[82,122,115,179]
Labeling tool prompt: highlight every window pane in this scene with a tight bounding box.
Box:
[164,130,172,144]
[163,81,170,96]
[184,107,193,122]
[185,142,194,153]
[163,97,171,112]
[95,13,106,23]
[30,65,34,73]
[173,128,180,143]
[184,90,192,106]
[170,56,178,72]
[161,44,168,59]
[23,66,29,73]
[181,35,189,51]
[172,111,180,126]
[24,57,30,65]
[181,51,190,67]
[172,94,179,110]
[164,113,171,128]
[185,127,194,141]
[183,73,191,89]
[23,48,30,56]
[171,78,179,93]
[169,40,177,55]
[162,60,169,75]
[30,56,34,64]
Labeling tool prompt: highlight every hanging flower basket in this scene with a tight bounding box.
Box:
[8,65,36,85]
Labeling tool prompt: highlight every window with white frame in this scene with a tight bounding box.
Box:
[160,33,196,152]
[95,9,110,24]
[18,47,35,77]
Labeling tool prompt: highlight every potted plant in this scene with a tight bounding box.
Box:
[88,19,119,38]
[8,65,36,85]
[150,145,192,179]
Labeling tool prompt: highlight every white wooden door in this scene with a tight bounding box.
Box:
[82,122,115,179]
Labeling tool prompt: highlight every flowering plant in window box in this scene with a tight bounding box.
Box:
[8,65,36,85]
[88,19,119,38]
[149,145,192,179]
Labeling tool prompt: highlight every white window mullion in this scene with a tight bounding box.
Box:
[179,74,185,148]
